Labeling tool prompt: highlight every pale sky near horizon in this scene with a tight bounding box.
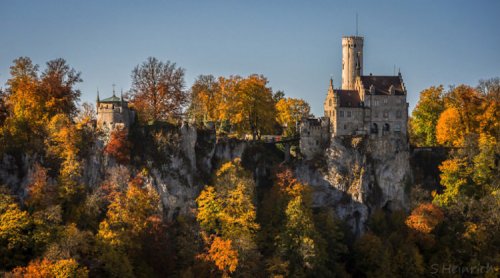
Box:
[1,0,499,116]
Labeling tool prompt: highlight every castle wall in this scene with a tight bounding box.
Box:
[299,117,330,159]
[364,95,408,136]
[333,107,364,136]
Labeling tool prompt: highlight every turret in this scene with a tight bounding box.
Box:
[341,36,364,90]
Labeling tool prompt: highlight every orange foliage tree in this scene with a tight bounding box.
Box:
[405,203,444,234]
[436,107,464,147]
[10,258,88,278]
[104,128,131,164]
[207,236,239,276]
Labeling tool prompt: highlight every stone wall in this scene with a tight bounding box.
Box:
[299,117,330,159]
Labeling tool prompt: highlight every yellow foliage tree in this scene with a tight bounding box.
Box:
[276,97,311,136]
[433,158,471,206]
[233,75,276,139]
[97,175,161,277]
[196,159,260,275]
[0,193,32,268]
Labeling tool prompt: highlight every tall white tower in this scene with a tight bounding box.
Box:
[341,36,364,90]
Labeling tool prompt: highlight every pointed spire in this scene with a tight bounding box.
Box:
[330,76,334,88]
[96,88,100,102]
[112,84,116,97]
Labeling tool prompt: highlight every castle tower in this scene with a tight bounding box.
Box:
[341,36,364,90]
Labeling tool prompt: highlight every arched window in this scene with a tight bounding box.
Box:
[383,123,390,132]
[371,123,378,134]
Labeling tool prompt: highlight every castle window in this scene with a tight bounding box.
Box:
[396,110,402,118]
[374,100,379,106]
[394,124,401,132]
[374,112,379,118]
[383,111,388,118]
[344,124,347,130]
[383,97,388,104]
[329,99,332,106]
[347,111,352,117]
[340,111,344,117]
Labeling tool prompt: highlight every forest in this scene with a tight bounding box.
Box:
[0,56,498,277]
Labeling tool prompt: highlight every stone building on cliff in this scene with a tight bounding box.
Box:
[96,90,134,131]
[300,35,409,158]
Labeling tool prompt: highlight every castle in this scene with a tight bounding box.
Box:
[96,90,134,131]
[300,35,408,158]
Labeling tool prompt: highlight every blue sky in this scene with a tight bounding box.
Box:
[1,0,499,116]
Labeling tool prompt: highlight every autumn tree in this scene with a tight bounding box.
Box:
[406,203,444,234]
[188,74,220,124]
[409,86,445,146]
[25,164,58,210]
[104,128,131,164]
[261,168,331,276]
[206,236,239,276]
[1,57,44,153]
[130,57,186,123]
[10,258,88,278]
[46,114,84,218]
[196,159,261,275]
[97,175,164,277]
[443,85,483,134]
[233,75,277,139]
[436,107,465,147]
[276,97,311,136]
[0,192,32,268]
[38,58,82,118]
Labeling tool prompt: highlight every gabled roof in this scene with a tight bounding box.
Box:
[359,75,405,95]
[335,89,362,107]
[100,95,122,103]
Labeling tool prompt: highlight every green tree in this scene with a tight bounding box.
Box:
[409,86,445,146]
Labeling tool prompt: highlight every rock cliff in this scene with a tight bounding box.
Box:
[295,134,411,235]
[0,124,411,232]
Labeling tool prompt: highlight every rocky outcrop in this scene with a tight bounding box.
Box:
[296,134,411,235]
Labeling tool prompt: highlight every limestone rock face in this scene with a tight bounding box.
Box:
[295,134,411,234]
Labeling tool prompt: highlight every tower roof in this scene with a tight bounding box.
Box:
[100,95,122,103]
